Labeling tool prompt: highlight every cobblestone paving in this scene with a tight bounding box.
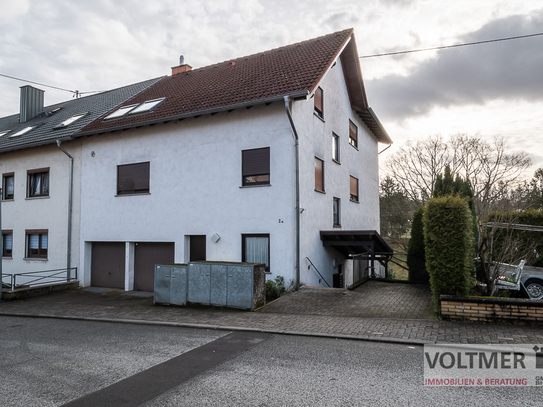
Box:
[1,284,543,345]
[261,280,433,320]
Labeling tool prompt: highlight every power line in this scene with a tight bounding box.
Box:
[0,73,105,98]
[0,73,76,94]
[360,32,543,58]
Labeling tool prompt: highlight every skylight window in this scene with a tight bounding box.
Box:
[128,98,166,115]
[0,130,10,137]
[104,104,139,120]
[9,126,34,138]
[54,113,87,129]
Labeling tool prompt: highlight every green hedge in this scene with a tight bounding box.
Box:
[407,207,428,282]
[424,196,475,309]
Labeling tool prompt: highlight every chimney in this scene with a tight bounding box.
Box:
[172,55,192,75]
[20,85,44,123]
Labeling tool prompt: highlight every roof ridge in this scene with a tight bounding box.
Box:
[182,28,354,74]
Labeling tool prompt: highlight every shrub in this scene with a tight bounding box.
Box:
[423,196,475,310]
[265,276,289,302]
[407,207,428,282]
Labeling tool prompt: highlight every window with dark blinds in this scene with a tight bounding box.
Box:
[315,157,324,192]
[117,162,150,195]
[242,147,270,186]
[350,176,359,202]
[349,120,358,148]
[314,87,323,118]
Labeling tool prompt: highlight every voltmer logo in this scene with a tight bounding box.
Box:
[424,344,543,386]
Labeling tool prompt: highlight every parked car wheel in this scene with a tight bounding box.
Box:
[524,279,543,300]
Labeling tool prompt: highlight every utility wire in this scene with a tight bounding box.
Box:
[0,73,105,98]
[0,73,76,94]
[360,32,543,58]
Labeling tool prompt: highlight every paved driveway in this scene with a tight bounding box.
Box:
[261,280,434,320]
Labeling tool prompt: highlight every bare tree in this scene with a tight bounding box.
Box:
[384,133,533,295]
[385,133,531,212]
[384,134,450,206]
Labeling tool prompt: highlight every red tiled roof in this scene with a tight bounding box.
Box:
[78,29,391,143]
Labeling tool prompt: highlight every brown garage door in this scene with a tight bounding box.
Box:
[91,242,125,289]
[134,242,175,292]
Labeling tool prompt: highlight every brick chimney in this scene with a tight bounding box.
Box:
[172,55,192,75]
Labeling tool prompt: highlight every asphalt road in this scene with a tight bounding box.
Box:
[1,316,542,406]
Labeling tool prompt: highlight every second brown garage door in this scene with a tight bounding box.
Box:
[134,242,175,292]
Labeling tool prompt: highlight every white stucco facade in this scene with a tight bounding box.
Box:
[76,55,381,290]
[293,57,380,287]
[0,141,81,284]
[78,103,298,287]
[1,45,383,292]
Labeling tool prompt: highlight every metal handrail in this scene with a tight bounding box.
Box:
[305,257,330,287]
[1,267,77,291]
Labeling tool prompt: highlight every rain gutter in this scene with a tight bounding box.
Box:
[283,94,307,291]
[56,140,73,278]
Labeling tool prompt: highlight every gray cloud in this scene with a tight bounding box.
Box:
[365,9,543,120]
[379,0,415,7]
[321,11,360,32]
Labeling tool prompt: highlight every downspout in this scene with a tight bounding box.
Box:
[56,140,73,279]
[283,96,301,291]
[378,143,392,155]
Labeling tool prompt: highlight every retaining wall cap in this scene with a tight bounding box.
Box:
[440,295,543,307]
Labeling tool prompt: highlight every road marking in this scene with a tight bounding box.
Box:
[62,331,272,407]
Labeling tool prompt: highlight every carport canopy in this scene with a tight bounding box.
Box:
[320,230,394,277]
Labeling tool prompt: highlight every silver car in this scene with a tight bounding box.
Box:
[521,265,543,300]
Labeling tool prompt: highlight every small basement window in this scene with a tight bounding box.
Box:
[9,126,34,138]
[129,98,166,115]
[54,113,87,129]
[104,104,139,120]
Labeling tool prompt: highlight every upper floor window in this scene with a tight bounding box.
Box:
[2,230,13,258]
[314,87,323,119]
[117,162,150,195]
[349,120,358,149]
[2,173,14,200]
[315,157,324,192]
[242,147,270,186]
[332,133,340,163]
[26,230,48,259]
[27,168,49,198]
[333,197,341,227]
[350,176,359,202]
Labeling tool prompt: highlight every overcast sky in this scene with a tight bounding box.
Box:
[1,0,542,173]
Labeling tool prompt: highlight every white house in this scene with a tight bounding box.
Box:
[1,28,392,293]
[0,79,161,288]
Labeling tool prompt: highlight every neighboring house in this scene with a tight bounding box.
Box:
[0,78,162,286]
[1,28,392,292]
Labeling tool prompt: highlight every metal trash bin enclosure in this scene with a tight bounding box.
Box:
[154,264,188,306]
[187,262,266,310]
[155,262,265,310]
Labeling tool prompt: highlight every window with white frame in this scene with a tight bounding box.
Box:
[333,197,341,227]
[332,133,340,163]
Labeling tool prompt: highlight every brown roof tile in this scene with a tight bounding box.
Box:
[79,29,354,134]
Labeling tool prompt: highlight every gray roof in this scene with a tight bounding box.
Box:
[0,77,164,154]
